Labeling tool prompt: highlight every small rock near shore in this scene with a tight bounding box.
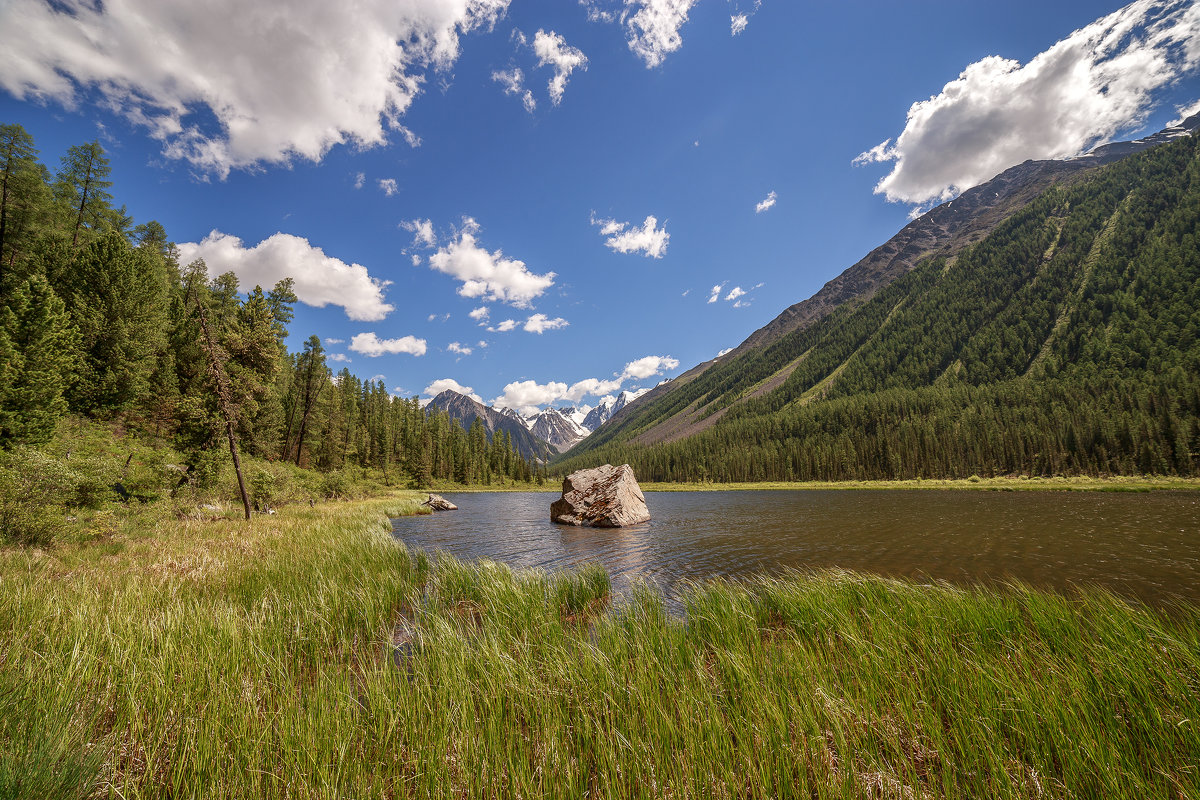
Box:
[422,493,458,511]
[551,464,650,528]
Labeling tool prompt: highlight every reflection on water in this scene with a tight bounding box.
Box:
[390,490,1200,608]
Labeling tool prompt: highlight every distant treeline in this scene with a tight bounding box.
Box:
[0,123,538,487]
[555,131,1200,481]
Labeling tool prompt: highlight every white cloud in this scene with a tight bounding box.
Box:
[469,306,491,323]
[622,0,700,68]
[856,0,1200,207]
[411,254,422,266]
[591,214,670,258]
[353,172,366,189]
[427,313,438,322]
[350,332,427,357]
[489,319,518,332]
[401,218,437,248]
[447,341,473,355]
[1171,96,1200,124]
[731,14,749,36]
[424,378,481,402]
[370,374,387,382]
[492,379,570,413]
[477,340,488,347]
[707,283,725,303]
[428,226,556,307]
[178,231,393,321]
[755,190,777,213]
[328,353,352,363]
[620,355,679,379]
[492,66,524,94]
[580,0,618,24]
[378,178,399,196]
[725,286,746,302]
[523,313,569,334]
[492,66,537,112]
[533,30,588,105]
[490,353,679,413]
[0,0,511,176]
[325,337,344,345]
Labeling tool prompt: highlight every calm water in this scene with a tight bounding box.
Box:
[390,490,1200,608]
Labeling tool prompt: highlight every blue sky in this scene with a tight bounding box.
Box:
[2,0,1198,413]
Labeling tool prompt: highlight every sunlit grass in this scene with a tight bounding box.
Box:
[1,493,1197,798]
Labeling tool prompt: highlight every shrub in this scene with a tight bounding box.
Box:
[0,448,74,546]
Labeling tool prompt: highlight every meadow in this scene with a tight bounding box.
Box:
[2,492,1198,798]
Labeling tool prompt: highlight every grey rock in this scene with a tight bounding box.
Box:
[551,464,650,528]
[422,493,458,511]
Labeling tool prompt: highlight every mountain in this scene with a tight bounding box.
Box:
[554,120,1200,481]
[526,407,588,453]
[426,390,551,461]
[581,390,643,431]
[610,113,1200,439]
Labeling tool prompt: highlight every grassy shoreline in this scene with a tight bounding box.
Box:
[430,475,1200,492]
[2,492,1198,798]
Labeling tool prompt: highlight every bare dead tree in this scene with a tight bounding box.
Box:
[189,287,252,521]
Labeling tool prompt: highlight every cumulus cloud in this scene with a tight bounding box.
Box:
[755,190,777,213]
[328,353,352,363]
[0,0,511,176]
[523,314,569,334]
[378,178,398,196]
[178,231,393,321]
[707,283,725,303]
[489,319,518,332]
[411,254,422,266]
[591,214,670,258]
[856,0,1200,208]
[469,306,490,323]
[428,225,556,307]
[325,337,344,345]
[731,15,748,35]
[350,332,427,357]
[622,0,700,68]
[620,355,680,379]
[424,378,481,402]
[533,30,588,105]
[401,218,437,248]
[492,66,536,112]
[353,172,366,189]
[490,354,679,413]
[725,286,746,302]
[447,341,473,355]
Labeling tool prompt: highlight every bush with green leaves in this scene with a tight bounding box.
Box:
[0,448,75,546]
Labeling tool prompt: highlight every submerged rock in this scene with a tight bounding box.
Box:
[551,464,650,528]
[422,493,458,511]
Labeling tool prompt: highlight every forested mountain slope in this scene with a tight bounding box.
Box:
[554,127,1200,481]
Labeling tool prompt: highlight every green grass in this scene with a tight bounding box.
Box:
[1,494,1197,798]
[639,475,1200,492]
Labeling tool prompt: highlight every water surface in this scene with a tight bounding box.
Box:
[390,490,1200,608]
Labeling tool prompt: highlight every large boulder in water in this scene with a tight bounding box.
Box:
[551,464,650,528]
[421,493,458,511]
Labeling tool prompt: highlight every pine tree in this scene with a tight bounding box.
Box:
[54,141,113,248]
[0,275,79,445]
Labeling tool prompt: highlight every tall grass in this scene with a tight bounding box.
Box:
[1,494,1196,798]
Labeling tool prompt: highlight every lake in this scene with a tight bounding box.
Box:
[390,489,1200,608]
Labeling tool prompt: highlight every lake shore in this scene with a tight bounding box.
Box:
[3,491,1197,798]
[430,475,1200,492]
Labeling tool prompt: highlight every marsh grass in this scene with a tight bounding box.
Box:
[1,493,1197,798]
